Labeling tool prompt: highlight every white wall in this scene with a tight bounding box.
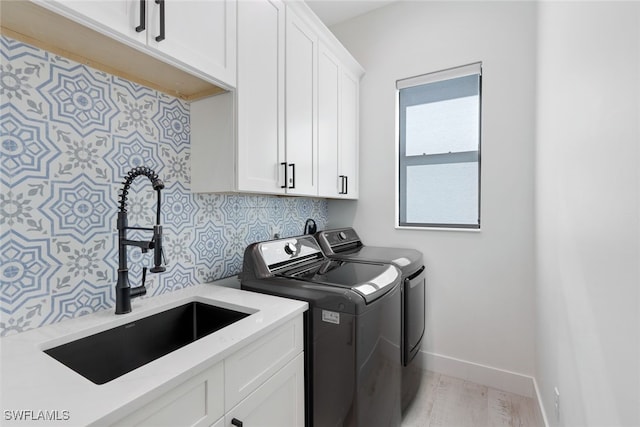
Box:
[536,2,640,426]
[329,1,537,377]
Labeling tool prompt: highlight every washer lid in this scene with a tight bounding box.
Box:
[334,246,423,275]
[316,228,423,276]
[281,259,400,303]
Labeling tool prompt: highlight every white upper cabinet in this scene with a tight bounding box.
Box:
[236,0,286,194]
[147,0,236,87]
[191,0,363,198]
[317,44,341,197]
[50,0,145,42]
[235,1,318,196]
[338,68,360,199]
[317,43,360,199]
[285,8,318,196]
[37,0,236,88]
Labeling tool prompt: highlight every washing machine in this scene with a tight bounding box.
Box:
[241,235,402,427]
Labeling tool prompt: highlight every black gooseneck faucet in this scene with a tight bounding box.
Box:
[115,167,166,314]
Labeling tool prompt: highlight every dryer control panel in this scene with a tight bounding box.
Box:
[316,227,362,254]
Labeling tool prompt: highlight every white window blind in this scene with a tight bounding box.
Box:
[397,63,482,229]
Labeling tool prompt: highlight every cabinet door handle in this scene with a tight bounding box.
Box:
[289,163,295,189]
[135,0,146,32]
[280,162,287,189]
[231,418,243,427]
[155,0,165,42]
[339,175,346,194]
[344,175,348,194]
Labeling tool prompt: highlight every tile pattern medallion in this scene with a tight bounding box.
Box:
[0,36,328,336]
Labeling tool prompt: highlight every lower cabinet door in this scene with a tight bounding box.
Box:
[111,362,224,427]
[225,353,304,427]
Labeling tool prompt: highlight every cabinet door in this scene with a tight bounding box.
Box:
[111,362,224,427]
[49,0,146,44]
[236,0,286,194]
[285,9,318,196]
[225,315,303,410]
[339,68,360,199]
[317,43,341,198]
[191,92,235,193]
[317,45,360,200]
[147,0,236,87]
[225,353,304,427]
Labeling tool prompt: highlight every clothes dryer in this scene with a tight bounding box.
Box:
[316,227,426,412]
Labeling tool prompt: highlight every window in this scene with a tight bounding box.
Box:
[396,63,482,229]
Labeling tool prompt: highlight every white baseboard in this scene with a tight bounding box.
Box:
[417,351,549,426]
[532,376,551,427]
[418,350,534,397]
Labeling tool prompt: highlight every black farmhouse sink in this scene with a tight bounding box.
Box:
[44,302,249,385]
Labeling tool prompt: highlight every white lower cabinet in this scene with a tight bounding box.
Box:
[224,314,303,409]
[225,353,304,427]
[110,316,304,427]
[111,362,224,427]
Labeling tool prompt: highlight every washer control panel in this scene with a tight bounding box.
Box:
[258,236,323,271]
[284,242,297,255]
[317,228,361,252]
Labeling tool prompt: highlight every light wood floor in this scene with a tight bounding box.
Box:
[402,371,543,427]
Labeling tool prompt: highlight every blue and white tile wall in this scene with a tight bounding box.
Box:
[0,36,328,337]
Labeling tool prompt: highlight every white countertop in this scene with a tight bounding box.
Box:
[0,282,308,426]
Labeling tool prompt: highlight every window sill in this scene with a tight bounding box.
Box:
[395,225,481,233]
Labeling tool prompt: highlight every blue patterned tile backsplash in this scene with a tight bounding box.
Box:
[0,36,328,336]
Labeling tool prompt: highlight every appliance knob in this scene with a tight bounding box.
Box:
[284,242,297,255]
[338,231,347,240]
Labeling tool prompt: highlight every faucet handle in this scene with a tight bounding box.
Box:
[150,246,166,273]
[141,266,147,286]
[151,225,166,273]
[130,267,147,298]
[150,265,166,273]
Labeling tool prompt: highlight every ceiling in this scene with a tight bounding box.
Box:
[305,0,397,27]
